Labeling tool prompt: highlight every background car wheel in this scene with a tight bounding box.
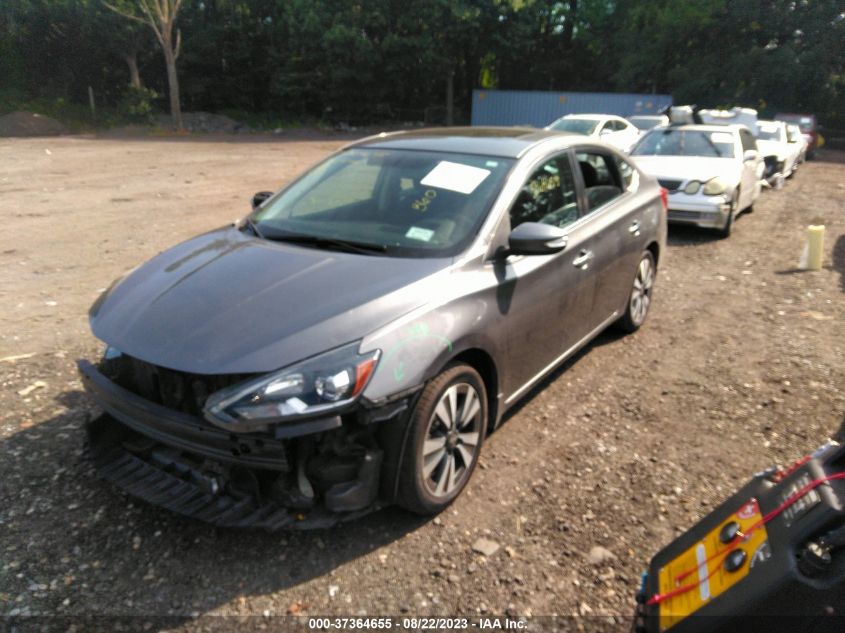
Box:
[717,191,737,239]
[618,250,655,333]
[396,363,487,515]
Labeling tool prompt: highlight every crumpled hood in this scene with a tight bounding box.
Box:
[90,226,451,374]
[632,155,741,185]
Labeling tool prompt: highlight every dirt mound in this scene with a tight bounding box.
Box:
[0,111,69,137]
[154,111,250,133]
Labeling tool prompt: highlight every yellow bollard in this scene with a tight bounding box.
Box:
[803,225,825,271]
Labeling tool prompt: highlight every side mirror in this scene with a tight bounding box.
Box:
[743,149,758,162]
[600,128,612,136]
[251,191,273,210]
[507,222,568,255]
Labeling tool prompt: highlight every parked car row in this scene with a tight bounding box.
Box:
[543,105,813,238]
[775,112,822,159]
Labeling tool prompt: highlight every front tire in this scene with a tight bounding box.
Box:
[717,190,737,239]
[396,364,487,515]
[618,251,656,333]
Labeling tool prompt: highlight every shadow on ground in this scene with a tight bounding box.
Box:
[666,223,724,247]
[832,235,845,293]
[2,314,636,629]
[498,326,626,427]
[0,391,425,629]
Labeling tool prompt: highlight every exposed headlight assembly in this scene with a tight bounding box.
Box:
[683,180,701,194]
[204,342,379,428]
[702,177,728,195]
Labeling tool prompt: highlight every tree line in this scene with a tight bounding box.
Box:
[1,0,843,129]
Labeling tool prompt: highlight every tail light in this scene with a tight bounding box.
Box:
[659,187,669,212]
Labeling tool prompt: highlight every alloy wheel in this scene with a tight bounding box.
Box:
[630,256,654,326]
[421,382,482,498]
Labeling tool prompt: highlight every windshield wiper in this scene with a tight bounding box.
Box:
[244,217,264,239]
[263,231,389,255]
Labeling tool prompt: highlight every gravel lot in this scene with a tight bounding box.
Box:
[1,135,843,630]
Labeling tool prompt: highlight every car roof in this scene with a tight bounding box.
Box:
[348,126,580,158]
[657,124,743,134]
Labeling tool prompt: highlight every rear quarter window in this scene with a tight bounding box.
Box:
[616,157,640,192]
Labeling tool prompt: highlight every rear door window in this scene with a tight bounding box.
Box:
[616,156,640,192]
[575,151,625,211]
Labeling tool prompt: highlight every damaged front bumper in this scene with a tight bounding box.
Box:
[78,360,414,530]
[665,192,731,229]
[763,155,786,182]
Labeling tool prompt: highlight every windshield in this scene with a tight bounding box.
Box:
[631,129,736,158]
[548,118,600,135]
[757,125,784,142]
[252,148,514,257]
[629,117,663,131]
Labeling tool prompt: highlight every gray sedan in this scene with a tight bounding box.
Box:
[80,127,667,528]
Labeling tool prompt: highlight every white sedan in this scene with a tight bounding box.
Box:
[545,114,641,152]
[786,124,808,165]
[630,124,763,238]
[757,120,801,181]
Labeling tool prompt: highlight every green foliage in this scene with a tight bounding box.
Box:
[1,0,843,127]
[119,85,161,121]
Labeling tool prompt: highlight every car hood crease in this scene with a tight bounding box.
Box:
[90,227,451,375]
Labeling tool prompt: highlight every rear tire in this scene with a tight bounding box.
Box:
[396,363,487,515]
[618,251,656,333]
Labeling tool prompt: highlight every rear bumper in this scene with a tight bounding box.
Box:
[666,194,730,229]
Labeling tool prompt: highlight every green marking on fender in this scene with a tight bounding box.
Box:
[380,321,454,382]
[393,362,405,382]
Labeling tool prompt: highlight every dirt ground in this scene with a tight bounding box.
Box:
[1,135,844,629]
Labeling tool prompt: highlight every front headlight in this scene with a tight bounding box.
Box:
[702,177,728,196]
[683,180,701,194]
[204,342,380,428]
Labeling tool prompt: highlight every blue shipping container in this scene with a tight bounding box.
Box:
[471,89,673,127]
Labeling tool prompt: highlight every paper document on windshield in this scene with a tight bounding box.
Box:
[421,161,491,194]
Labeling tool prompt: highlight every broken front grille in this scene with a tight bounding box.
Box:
[99,353,254,417]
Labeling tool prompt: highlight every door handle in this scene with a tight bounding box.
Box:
[628,220,641,235]
[572,249,594,269]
